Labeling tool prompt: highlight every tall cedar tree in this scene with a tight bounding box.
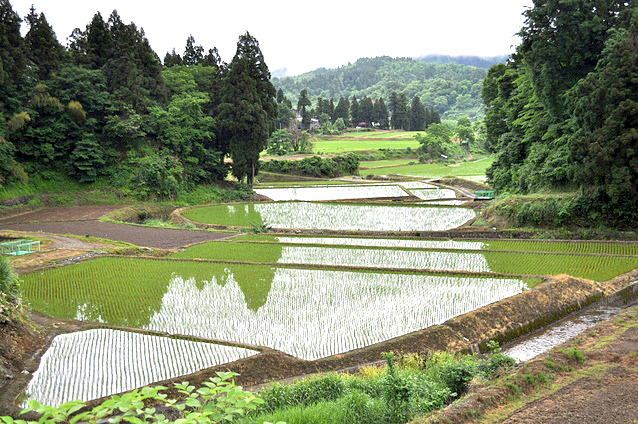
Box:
[358,96,374,125]
[0,0,26,112]
[373,97,389,128]
[217,32,276,185]
[410,95,427,131]
[24,7,67,80]
[568,18,638,215]
[183,35,204,66]
[350,95,359,125]
[297,89,311,129]
[333,96,349,125]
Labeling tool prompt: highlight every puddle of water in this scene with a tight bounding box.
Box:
[503,306,622,362]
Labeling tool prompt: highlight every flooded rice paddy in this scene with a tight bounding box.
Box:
[23,329,257,407]
[185,202,476,231]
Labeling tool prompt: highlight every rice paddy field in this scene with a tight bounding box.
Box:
[18,181,638,408]
[183,202,476,232]
[21,258,527,362]
[22,329,257,406]
[172,239,638,282]
[254,181,439,201]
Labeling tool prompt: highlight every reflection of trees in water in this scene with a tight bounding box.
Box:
[208,247,282,312]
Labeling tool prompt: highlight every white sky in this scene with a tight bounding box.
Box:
[10,0,533,76]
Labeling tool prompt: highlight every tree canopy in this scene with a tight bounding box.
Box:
[483,1,638,225]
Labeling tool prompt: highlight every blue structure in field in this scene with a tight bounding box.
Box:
[0,239,40,256]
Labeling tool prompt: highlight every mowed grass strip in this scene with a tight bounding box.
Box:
[359,157,494,178]
[313,137,420,153]
[172,241,638,282]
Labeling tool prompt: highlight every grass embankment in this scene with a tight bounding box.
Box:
[171,240,638,283]
[0,173,252,213]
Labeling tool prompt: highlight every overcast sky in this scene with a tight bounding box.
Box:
[10,0,534,76]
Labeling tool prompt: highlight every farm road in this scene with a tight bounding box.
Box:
[0,206,233,249]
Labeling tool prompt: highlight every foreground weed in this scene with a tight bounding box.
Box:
[1,372,281,424]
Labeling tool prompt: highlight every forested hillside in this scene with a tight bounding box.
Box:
[273,57,487,120]
[415,54,508,69]
[0,0,275,194]
[483,1,638,226]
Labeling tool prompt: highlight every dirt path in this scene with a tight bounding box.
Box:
[0,206,235,249]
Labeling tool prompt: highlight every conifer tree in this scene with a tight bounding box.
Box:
[409,95,427,131]
[24,6,66,79]
[163,48,183,67]
[350,95,359,125]
[217,32,276,185]
[0,0,26,110]
[297,89,311,129]
[183,35,204,66]
[333,96,349,125]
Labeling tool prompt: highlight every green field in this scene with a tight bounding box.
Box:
[359,157,495,180]
[313,135,421,153]
[172,240,638,282]
[360,159,418,168]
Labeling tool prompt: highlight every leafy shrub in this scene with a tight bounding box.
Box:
[261,154,359,178]
[258,373,345,413]
[440,362,474,397]
[0,256,22,323]
[566,348,585,364]
[3,372,273,424]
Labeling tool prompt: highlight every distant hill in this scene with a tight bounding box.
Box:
[272,56,488,120]
[415,54,508,69]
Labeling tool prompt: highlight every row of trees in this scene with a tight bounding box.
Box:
[283,89,441,132]
[483,1,638,224]
[0,1,275,192]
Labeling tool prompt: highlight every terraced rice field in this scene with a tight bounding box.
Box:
[23,329,257,407]
[183,202,476,232]
[254,184,410,201]
[254,182,442,202]
[172,240,638,282]
[21,258,527,361]
[236,235,638,256]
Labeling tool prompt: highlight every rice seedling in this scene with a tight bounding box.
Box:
[23,329,257,407]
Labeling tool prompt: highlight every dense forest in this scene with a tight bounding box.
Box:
[415,54,508,69]
[273,57,487,120]
[483,1,638,225]
[0,0,274,193]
